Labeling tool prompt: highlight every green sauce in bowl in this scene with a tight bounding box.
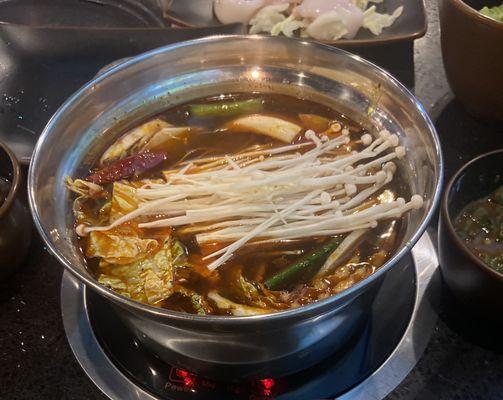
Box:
[455,185,503,273]
[480,3,503,22]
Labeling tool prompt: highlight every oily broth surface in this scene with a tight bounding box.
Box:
[143,93,361,172]
[79,93,407,314]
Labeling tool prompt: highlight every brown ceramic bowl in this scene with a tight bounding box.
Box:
[439,0,503,121]
[439,149,503,322]
[0,140,31,280]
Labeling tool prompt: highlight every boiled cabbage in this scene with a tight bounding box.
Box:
[480,3,503,22]
[109,182,141,222]
[249,4,289,34]
[352,0,382,11]
[270,14,306,36]
[86,226,159,265]
[306,11,349,40]
[362,5,403,35]
[98,237,187,305]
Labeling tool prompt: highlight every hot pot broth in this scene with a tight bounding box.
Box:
[68,93,422,316]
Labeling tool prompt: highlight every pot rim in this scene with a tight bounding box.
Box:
[0,140,21,219]
[447,0,503,31]
[442,148,503,281]
[28,34,444,324]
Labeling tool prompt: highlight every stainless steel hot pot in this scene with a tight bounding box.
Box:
[28,35,442,379]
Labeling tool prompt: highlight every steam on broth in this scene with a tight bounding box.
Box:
[67,93,423,316]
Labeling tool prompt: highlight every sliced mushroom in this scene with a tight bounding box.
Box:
[65,177,105,199]
[314,229,368,279]
[298,113,331,132]
[142,127,198,152]
[100,119,171,165]
[226,114,302,143]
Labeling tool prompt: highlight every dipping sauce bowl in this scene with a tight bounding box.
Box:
[439,149,503,321]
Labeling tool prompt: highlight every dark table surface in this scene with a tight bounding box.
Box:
[1,1,503,399]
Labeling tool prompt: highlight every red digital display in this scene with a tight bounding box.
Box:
[253,377,277,397]
[259,379,275,391]
[167,367,279,398]
[176,369,196,388]
[169,367,197,388]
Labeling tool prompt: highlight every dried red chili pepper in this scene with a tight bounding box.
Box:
[86,151,167,184]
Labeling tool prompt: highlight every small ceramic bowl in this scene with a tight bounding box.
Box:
[439,149,503,321]
[439,0,503,121]
[0,140,31,280]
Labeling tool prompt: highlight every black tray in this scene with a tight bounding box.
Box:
[0,0,168,27]
[0,23,244,163]
[0,0,245,162]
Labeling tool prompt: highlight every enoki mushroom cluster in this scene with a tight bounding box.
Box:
[79,129,423,271]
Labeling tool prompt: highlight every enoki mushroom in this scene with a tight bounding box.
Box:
[77,129,423,271]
